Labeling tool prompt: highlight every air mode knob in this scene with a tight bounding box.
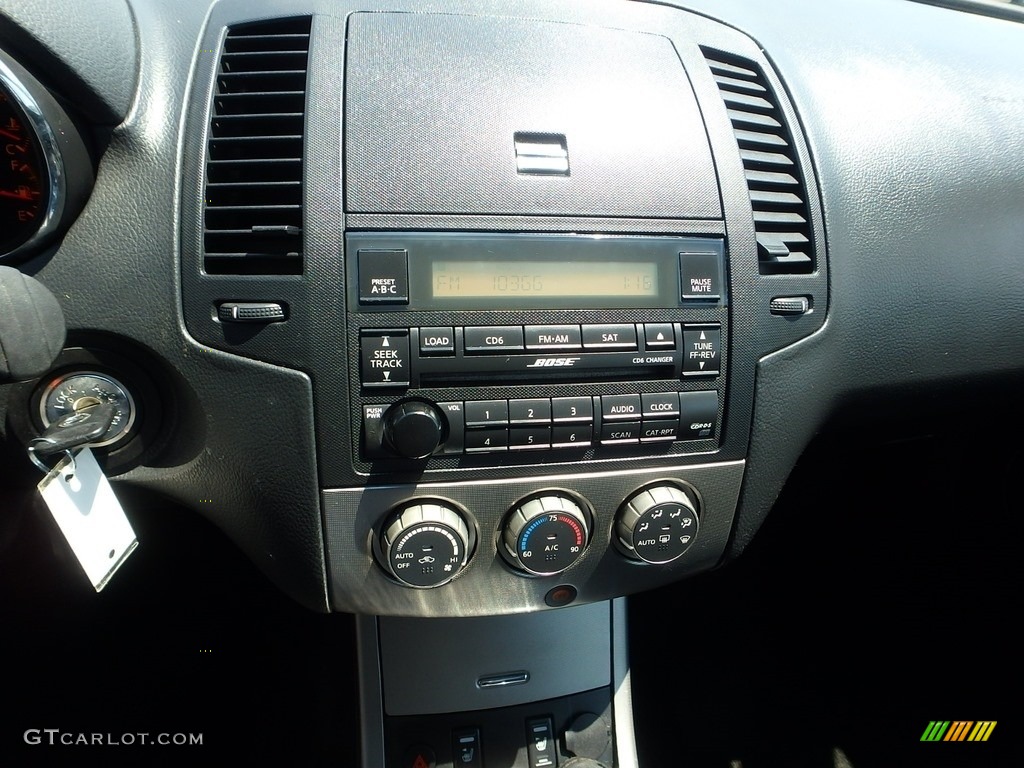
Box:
[502,493,591,576]
[615,484,699,564]
[384,400,446,459]
[379,501,472,588]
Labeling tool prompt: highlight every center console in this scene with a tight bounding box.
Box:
[177,1,828,765]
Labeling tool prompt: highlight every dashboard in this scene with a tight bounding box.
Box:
[2,0,1023,766]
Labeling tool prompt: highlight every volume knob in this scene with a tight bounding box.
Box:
[384,400,446,459]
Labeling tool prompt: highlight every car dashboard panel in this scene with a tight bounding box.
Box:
[3,1,1024,765]
[3,0,1023,613]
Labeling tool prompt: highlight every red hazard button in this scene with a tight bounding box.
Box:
[403,746,436,768]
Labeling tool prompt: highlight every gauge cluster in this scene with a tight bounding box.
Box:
[0,50,92,263]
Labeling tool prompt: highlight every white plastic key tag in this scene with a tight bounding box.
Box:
[36,447,138,592]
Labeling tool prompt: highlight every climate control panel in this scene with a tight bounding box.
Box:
[370,482,708,589]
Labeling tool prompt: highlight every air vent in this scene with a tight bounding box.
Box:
[203,16,310,275]
[702,49,815,275]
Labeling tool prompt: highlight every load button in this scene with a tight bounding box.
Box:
[682,327,721,377]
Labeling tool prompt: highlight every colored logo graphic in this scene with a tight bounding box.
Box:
[920,721,997,742]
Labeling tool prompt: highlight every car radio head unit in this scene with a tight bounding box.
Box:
[349,232,724,311]
[347,232,728,465]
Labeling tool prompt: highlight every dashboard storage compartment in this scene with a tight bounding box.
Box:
[345,12,721,218]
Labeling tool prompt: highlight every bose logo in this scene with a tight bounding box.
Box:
[526,358,581,368]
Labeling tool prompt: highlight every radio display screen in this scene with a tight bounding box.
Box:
[432,260,658,298]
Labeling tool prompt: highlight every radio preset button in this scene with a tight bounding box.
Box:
[464,326,525,353]
[464,427,508,452]
[419,327,455,355]
[524,324,582,350]
[464,400,509,426]
[552,424,592,448]
[509,426,551,450]
[682,326,721,376]
[360,331,410,387]
[644,323,676,349]
[679,390,719,439]
[358,249,409,305]
[509,398,551,424]
[600,421,642,444]
[601,394,642,421]
[641,392,681,418]
[582,323,637,350]
[551,396,593,423]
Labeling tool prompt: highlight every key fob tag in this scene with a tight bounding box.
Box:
[37,448,137,591]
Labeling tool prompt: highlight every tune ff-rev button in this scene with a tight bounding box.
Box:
[380,502,472,588]
[503,493,590,576]
[616,484,699,564]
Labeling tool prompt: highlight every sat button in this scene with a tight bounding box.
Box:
[582,323,637,350]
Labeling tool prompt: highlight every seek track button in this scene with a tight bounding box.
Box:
[360,331,410,387]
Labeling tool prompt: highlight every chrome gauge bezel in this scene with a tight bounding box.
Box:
[0,55,67,262]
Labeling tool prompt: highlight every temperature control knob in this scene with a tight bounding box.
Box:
[615,484,699,564]
[383,400,446,459]
[380,501,472,588]
[503,493,590,576]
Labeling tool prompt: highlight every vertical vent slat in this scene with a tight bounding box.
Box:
[203,16,310,276]
[703,48,815,275]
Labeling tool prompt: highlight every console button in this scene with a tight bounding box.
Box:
[452,729,482,768]
[601,394,642,421]
[360,331,410,387]
[600,421,641,444]
[525,324,582,350]
[640,420,680,442]
[644,322,676,349]
[464,428,508,452]
[419,327,455,355]
[552,424,592,448]
[358,249,409,305]
[682,326,721,376]
[679,390,719,439]
[464,325,524,353]
[362,404,388,458]
[526,718,557,768]
[679,250,723,301]
[582,323,637,350]
[551,396,593,423]
[464,400,508,426]
[509,426,551,450]
[437,402,465,455]
[509,398,552,424]
[641,392,680,418]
